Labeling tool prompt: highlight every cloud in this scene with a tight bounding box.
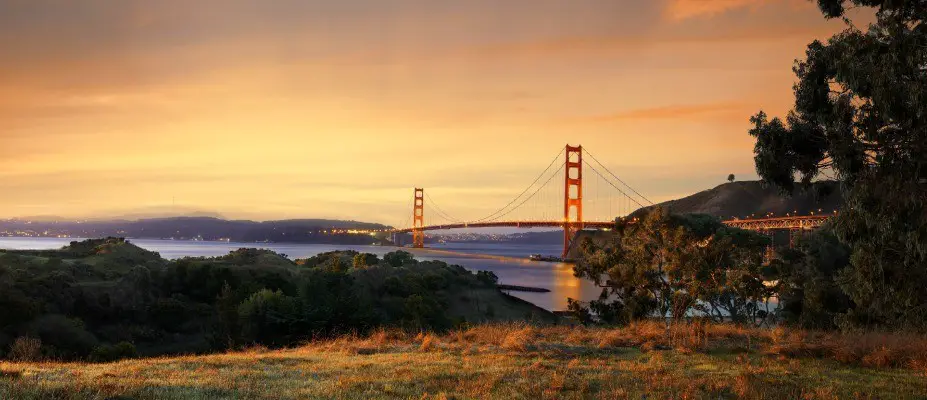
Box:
[665,0,770,20]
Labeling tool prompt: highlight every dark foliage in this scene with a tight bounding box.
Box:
[0,239,500,361]
[775,226,854,330]
[572,208,771,326]
[749,0,927,330]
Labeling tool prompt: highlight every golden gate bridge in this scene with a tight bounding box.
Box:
[391,144,832,258]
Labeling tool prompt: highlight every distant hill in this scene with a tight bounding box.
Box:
[565,180,844,259]
[631,180,843,220]
[0,217,392,245]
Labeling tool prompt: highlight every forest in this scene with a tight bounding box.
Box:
[0,239,550,362]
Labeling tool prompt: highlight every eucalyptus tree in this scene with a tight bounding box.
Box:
[748,0,927,329]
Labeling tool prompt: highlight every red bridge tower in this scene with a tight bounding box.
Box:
[412,188,425,248]
[563,145,584,258]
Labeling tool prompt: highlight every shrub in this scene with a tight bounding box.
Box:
[352,253,379,269]
[89,341,138,363]
[28,315,98,358]
[403,294,448,330]
[423,273,448,290]
[8,337,42,362]
[238,289,301,346]
[147,298,190,331]
[475,271,498,286]
[384,251,415,267]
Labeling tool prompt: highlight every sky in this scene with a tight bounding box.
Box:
[0,0,861,226]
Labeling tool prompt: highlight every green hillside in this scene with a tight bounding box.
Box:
[632,181,842,220]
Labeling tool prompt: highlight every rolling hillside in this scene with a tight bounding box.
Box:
[566,181,843,258]
[631,180,843,220]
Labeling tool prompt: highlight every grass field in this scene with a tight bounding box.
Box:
[2,322,926,399]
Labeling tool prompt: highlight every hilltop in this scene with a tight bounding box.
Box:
[631,180,842,220]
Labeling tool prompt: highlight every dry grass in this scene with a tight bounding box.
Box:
[2,322,927,399]
[765,328,927,369]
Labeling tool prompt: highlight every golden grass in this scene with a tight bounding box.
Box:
[2,322,927,399]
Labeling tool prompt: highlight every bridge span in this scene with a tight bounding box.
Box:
[395,144,833,257]
[393,215,832,234]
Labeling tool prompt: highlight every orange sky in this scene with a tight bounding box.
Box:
[0,0,864,225]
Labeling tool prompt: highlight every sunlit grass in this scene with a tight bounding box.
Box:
[2,322,926,399]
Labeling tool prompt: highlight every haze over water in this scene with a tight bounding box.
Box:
[0,237,598,311]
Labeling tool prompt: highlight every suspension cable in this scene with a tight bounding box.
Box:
[583,148,654,205]
[424,192,464,224]
[470,147,566,223]
[489,164,565,222]
[583,160,647,209]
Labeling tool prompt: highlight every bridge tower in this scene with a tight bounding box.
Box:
[563,145,584,258]
[412,188,425,248]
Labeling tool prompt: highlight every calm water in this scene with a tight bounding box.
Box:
[0,237,602,311]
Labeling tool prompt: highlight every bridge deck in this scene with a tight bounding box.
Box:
[392,215,831,233]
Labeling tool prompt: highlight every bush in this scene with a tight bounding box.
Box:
[147,298,190,331]
[476,271,499,286]
[423,273,449,290]
[384,251,415,268]
[8,337,42,362]
[403,294,448,330]
[89,342,137,363]
[352,253,379,268]
[238,289,301,346]
[28,315,98,358]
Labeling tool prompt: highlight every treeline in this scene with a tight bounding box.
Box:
[0,239,509,362]
[572,206,923,332]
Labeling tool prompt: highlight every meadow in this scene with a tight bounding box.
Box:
[2,321,926,399]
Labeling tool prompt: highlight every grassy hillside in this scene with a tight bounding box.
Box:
[2,322,925,399]
[565,181,843,258]
[632,180,842,220]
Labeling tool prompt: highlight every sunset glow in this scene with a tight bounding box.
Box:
[0,0,854,225]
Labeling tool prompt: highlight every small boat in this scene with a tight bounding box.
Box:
[529,254,563,262]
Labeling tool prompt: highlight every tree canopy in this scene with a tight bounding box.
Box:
[573,208,772,326]
[748,0,927,330]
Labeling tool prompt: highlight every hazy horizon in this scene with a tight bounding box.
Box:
[1,0,865,226]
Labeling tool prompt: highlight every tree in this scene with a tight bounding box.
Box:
[237,289,301,347]
[690,225,774,325]
[212,281,240,349]
[748,0,927,330]
[727,174,736,183]
[475,271,499,286]
[574,208,682,324]
[352,253,379,269]
[774,226,853,329]
[384,251,416,268]
[574,208,770,326]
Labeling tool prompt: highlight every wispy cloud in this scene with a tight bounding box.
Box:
[665,0,770,20]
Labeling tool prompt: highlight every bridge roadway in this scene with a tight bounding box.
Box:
[392,215,832,234]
